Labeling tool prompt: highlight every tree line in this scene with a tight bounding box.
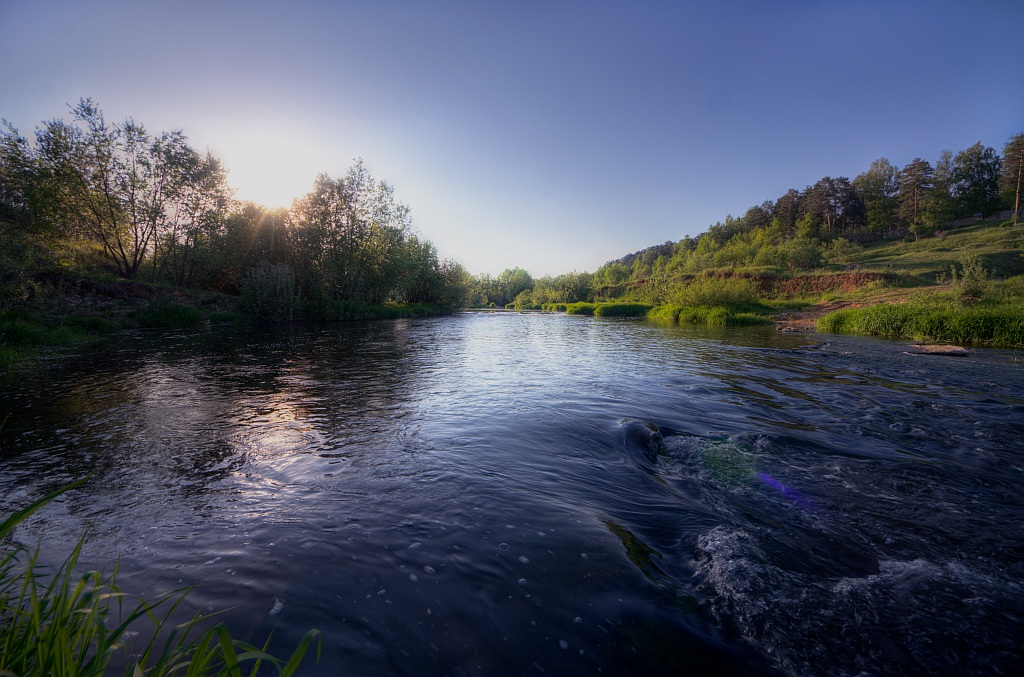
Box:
[589,134,1024,295]
[466,134,1024,309]
[0,99,468,317]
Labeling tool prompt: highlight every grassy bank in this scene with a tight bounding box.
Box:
[647,305,773,327]
[1,481,320,676]
[818,292,1024,346]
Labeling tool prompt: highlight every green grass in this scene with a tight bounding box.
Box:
[846,219,1024,278]
[818,295,1024,346]
[646,304,772,327]
[1,480,321,676]
[133,301,205,328]
[0,317,99,369]
[593,303,651,317]
[563,302,652,317]
[565,302,597,316]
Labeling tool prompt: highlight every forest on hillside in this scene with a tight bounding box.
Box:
[0,99,468,321]
[3,99,1024,320]
[468,132,1024,309]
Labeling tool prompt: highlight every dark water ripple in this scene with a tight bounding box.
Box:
[2,314,1023,676]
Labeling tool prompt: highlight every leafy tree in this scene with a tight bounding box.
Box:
[854,158,899,234]
[771,189,801,236]
[494,267,533,306]
[923,151,956,232]
[898,158,934,238]
[1000,133,1024,224]
[800,177,864,237]
[950,142,1002,217]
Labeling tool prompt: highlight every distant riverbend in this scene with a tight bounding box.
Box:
[2,314,1022,676]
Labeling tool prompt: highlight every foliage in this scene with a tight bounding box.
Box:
[1000,134,1024,223]
[564,302,597,316]
[949,252,988,300]
[240,262,298,322]
[951,142,1002,217]
[0,480,321,676]
[0,102,466,322]
[133,299,205,328]
[647,305,771,327]
[818,300,1024,346]
[667,276,761,310]
[593,303,651,317]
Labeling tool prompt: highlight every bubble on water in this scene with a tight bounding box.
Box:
[573,616,582,624]
[580,553,589,559]
[537,531,545,537]
[377,589,387,596]
[559,640,569,650]
[498,543,509,551]
[269,597,284,616]
[423,565,436,574]
[518,556,530,564]
[409,574,419,583]
[518,578,528,586]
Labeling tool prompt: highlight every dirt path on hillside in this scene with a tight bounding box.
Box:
[772,300,862,333]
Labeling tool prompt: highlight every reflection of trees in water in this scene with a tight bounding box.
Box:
[0,322,443,519]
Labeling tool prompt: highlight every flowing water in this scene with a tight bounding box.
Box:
[1,313,1022,676]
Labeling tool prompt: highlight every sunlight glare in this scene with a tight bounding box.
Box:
[214,127,333,209]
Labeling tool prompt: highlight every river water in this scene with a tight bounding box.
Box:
[1,313,1022,676]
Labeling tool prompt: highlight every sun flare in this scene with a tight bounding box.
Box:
[213,127,333,208]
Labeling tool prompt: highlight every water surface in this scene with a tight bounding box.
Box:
[2,314,1022,676]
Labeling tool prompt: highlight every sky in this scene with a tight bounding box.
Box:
[2,0,1022,277]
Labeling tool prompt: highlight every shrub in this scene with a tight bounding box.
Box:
[134,300,204,328]
[241,262,299,322]
[668,276,761,310]
[593,303,651,317]
[565,302,597,316]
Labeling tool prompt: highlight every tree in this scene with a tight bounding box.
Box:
[289,161,414,304]
[494,267,533,306]
[950,142,1002,218]
[898,158,933,238]
[799,177,863,237]
[1000,133,1024,224]
[853,158,899,234]
[923,151,956,233]
[771,189,801,237]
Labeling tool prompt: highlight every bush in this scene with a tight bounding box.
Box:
[565,302,597,316]
[668,276,761,310]
[134,300,204,328]
[241,262,299,322]
[649,304,772,327]
[593,303,651,317]
[817,300,1024,346]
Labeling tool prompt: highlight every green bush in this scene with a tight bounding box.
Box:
[593,303,651,317]
[241,262,299,322]
[650,304,771,327]
[817,300,1024,346]
[668,276,762,310]
[646,305,682,323]
[565,302,597,316]
[134,301,204,328]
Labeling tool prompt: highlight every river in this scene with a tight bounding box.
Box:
[1,313,1022,676]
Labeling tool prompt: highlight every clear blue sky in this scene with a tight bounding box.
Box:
[2,0,1022,277]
